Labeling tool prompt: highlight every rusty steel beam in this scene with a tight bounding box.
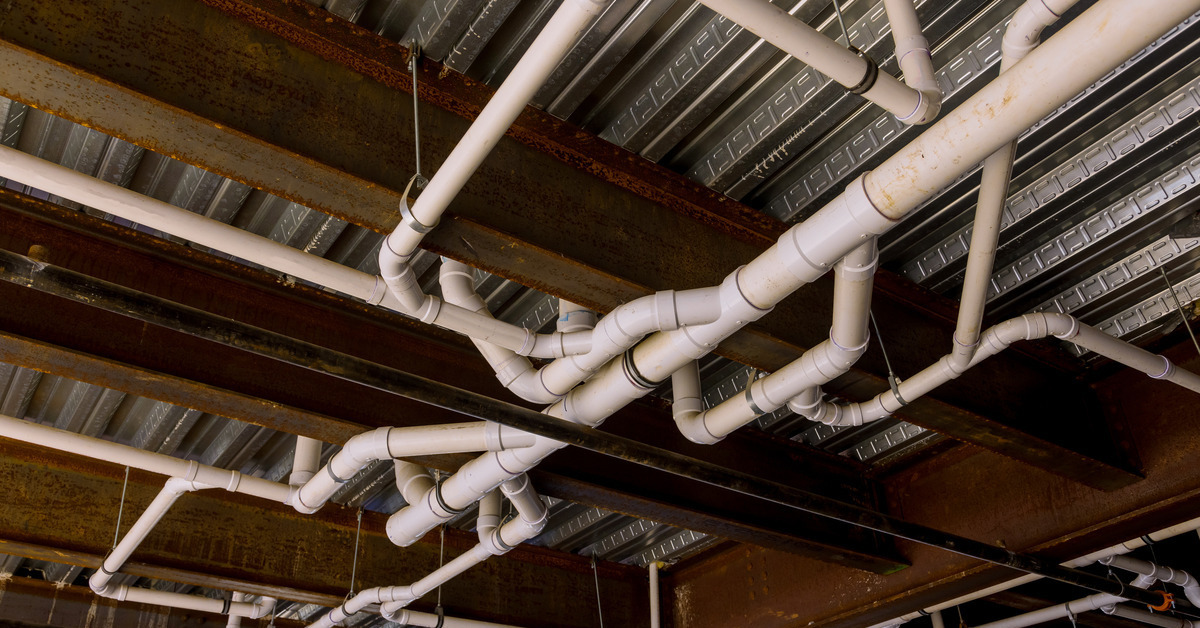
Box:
[0,440,644,627]
[0,576,308,628]
[0,0,1140,489]
[0,189,904,571]
[665,340,1200,628]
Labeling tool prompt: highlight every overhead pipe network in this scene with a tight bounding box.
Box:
[0,0,1199,625]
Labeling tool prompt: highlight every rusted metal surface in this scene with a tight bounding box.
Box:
[0,440,646,627]
[0,0,1139,488]
[0,576,307,628]
[667,341,1200,628]
[0,192,904,568]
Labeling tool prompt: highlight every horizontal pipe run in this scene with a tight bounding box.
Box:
[388,609,524,628]
[0,143,588,360]
[792,313,1200,426]
[1101,555,1200,607]
[1107,606,1195,628]
[294,423,537,514]
[869,514,1200,628]
[696,0,928,122]
[973,594,1126,628]
[111,586,272,618]
[0,247,1180,606]
[0,410,291,503]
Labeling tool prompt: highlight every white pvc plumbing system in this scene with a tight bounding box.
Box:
[867,514,1200,628]
[0,0,1199,625]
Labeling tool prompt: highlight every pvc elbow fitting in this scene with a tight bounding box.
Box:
[675,411,723,445]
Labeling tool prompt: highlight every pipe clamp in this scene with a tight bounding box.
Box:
[622,349,664,390]
[398,174,438,234]
[433,476,466,516]
[847,47,880,95]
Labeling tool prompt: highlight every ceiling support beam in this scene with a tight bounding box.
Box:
[0,0,1140,489]
[666,340,1200,628]
[0,440,644,627]
[0,189,903,572]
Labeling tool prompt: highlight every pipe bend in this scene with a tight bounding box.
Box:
[677,411,724,445]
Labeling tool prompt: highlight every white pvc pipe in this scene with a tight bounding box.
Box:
[477,489,502,542]
[696,0,930,123]
[973,593,1125,628]
[650,562,661,628]
[1107,606,1195,628]
[227,593,247,628]
[378,0,610,315]
[290,436,323,488]
[558,300,597,333]
[90,477,208,595]
[866,515,1200,628]
[388,609,524,628]
[311,476,549,628]
[882,0,942,123]
[87,477,276,620]
[109,587,273,618]
[949,0,1079,372]
[1102,555,1200,607]
[385,0,1200,555]
[0,144,591,361]
[0,413,292,503]
[294,423,537,514]
[442,258,722,403]
[674,240,877,443]
[395,461,436,505]
[860,0,1192,221]
[439,260,562,404]
[793,312,1200,426]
